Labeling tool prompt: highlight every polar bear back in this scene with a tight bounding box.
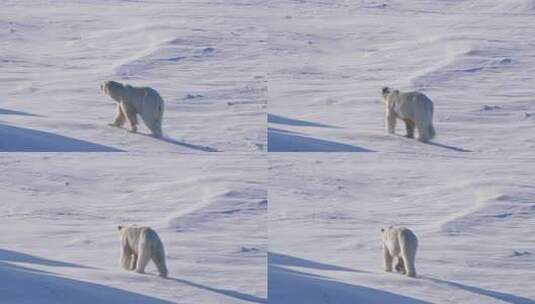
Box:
[389,91,433,119]
[383,226,418,256]
[123,85,164,113]
[121,226,163,254]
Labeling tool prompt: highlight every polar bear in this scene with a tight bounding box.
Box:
[381,87,436,142]
[101,81,164,138]
[118,225,168,278]
[381,226,418,278]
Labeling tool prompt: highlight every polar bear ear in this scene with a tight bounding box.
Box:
[381,227,385,232]
[381,87,391,96]
[117,225,123,231]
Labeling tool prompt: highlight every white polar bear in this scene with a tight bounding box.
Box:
[101,81,164,138]
[118,225,168,278]
[381,87,436,142]
[381,226,418,278]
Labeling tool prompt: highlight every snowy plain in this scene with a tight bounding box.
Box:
[267,0,535,303]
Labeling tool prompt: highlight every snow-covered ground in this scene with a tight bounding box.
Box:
[0,154,267,304]
[3,0,535,303]
[1,0,267,153]
[267,0,535,303]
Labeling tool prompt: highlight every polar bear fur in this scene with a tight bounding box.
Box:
[381,226,418,278]
[381,87,436,142]
[101,81,164,138]
[118,225,168,277]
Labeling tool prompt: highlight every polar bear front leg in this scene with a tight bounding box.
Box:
[386,110,397,134]
[109,104,126,127]
[383,245,394,272]
[120,102,138,133]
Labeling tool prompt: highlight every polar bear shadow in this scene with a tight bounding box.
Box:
[135,132,219,152]
[422,277,534,304]
[393,134,472,152]
[269,253,431,304]
[166,277,266,304]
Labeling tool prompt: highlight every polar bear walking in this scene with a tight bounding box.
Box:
[101,81,164,138]
[381,226,418,278]
[118,225,168,278]
[381,87,436,142]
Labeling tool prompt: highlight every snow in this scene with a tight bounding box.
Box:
[267,1,535,303]
[2,0,535,303]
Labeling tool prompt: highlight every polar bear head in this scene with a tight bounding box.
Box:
[381,87,392,98]
[101,81,125,103]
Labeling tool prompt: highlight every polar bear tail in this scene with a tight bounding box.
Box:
[399,229,418,278]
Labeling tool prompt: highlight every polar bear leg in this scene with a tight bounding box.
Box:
[120,240,134,270]
[386,111,397,134]
[135,232,152,274]
[415,102,435,142]
[135,249,151,274]
[416,119,431,142]
[383,246,394,272]
[152,250,168,278]
[403,119,415,138]
[120,102,138,133]
[130,254,138,270]
[110,104,126,127]
[395,257,406,274]
[428,123,436,140]
[140,109,162,138]
[140,96,163,138]
[400,242,416,277]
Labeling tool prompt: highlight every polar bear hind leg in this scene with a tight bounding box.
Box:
[383,245,394,272]
[135,231,152,274]
[403,119,415,138]
[416,120,429,142]
[416,98,435,142]
[428,122,436,140]
[130,253,138,270]
[140,92,164,138]
[395,257,406,274]
[120,240,134,270]
[399,232,417,277]
[152,249,168,278]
